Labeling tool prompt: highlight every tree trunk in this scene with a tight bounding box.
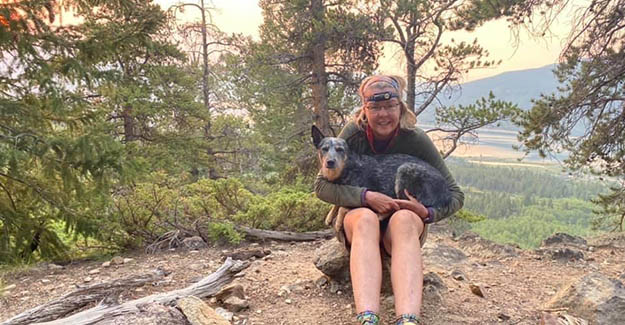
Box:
[2,270,167,325]
[200,0,211,135]
[235,225,334,242]
[7,258,248,325]
[310,0,331,135]
[122,105,136,142]
[405,35,417,114]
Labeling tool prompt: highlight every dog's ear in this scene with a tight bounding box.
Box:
[311,125,325,148]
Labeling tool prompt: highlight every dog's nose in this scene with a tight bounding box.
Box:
[326,160,335,168]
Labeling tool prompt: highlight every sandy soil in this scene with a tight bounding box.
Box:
[1,228,624,325]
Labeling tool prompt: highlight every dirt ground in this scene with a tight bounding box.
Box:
[1,226,624,325]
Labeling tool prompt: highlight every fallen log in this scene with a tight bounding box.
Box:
[235,226,333,241]
[1,269,167,325]
[2,258,248,325]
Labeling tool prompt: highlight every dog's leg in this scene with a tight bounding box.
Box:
[333,207,349,233]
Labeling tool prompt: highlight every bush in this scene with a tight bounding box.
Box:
[108,174,329,248]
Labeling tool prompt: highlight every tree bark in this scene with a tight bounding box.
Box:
[2,270,167,325]
[235,225,333,242]
[310,0,331,135]
[3,258,248,325]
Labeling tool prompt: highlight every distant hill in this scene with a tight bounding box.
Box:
[418,64,560,124]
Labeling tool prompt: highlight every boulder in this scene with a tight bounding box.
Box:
[456,231,519,258]
[542,233,588,250]
[182,236,208,251]
[223,296,249,312]
[536,247,584,261]
[313,238,350,282]
[422,243,468,267]
[545,272,625,324]
[215,283,245,302]
[177,296,230,325]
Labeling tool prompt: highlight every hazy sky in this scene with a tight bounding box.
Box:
[156,0,574,82]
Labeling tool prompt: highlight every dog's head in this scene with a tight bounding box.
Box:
[311,125,348,181]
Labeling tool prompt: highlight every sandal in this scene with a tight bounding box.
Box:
[356,310,380,325]
[395,313,421,324]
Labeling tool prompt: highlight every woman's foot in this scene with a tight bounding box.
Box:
[394,313,421,324]
[356,310,380,325]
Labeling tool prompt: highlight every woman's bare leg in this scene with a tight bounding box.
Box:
[382,209,424,316]
[344,208,383,313]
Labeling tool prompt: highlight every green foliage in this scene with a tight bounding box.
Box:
[110,175,327,247]
[449,159,605,248]
[516,0,625,231]
[447,208,486,235]
[591,184,625,232]
[206,222,243,245]
[237,188,330,232]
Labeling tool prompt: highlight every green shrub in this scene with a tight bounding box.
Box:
[236,188,330,232]
[206,222,243,245]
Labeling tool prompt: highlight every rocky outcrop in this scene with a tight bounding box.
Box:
[545,272,625,324]
[542,233,588,250]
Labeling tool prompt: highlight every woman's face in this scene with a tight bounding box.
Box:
[363,86,401,140]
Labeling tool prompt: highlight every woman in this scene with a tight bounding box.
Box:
[314,75,464,325]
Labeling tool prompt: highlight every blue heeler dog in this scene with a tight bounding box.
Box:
[312,125,451,214]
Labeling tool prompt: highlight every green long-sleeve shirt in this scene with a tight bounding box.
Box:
[314,121,464,223]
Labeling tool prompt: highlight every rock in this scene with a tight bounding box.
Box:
[41,279,51,284]
[287,280,309,294]
[111,256,124,265]
[223,296,249,312]
[177,296,230,325]
[48,263,63,270]
[542,233,588,249]
[123,258,134,264]
[545,272,625,324]
[278,285,290,297]
[456,231,519,258]
[383,295,395,306]
[102,261,111,268]
[422,244,468,267]
[313,238,350,283]
[88,268,101,275]
[450,269,468,281]
[469,283,485,298]
[285,298,292,304]
[182,236,209,251]
[329,281,341,294]
[189,263,204,271]
[216,283,245,302]
[536,247,584,261]
[497,313,510,321]
[315,276,329,288]
[215,307,233,322]
[423,272,447,292]
[225,248,271,261]
[84,276,93,283]
[541,312,588,325]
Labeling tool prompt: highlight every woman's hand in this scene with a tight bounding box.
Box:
[395,189,429,219]
[364,191,399,214]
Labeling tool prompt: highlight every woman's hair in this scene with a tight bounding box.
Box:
[353,75,417,130]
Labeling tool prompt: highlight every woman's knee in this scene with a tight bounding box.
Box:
[344,208,380,239]
[388,210,424,236]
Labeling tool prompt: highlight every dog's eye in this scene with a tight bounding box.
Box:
[336,147,345,152]
[321,147,329,152]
